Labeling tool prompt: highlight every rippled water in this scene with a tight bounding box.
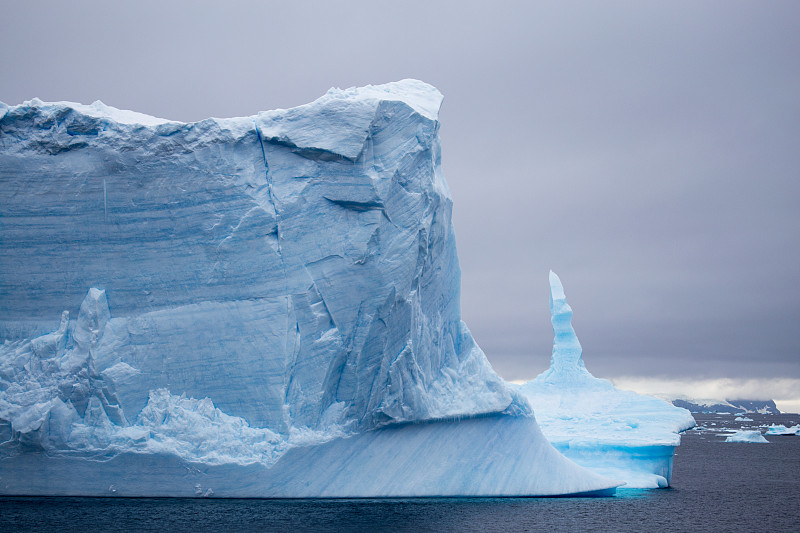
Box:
[2,413,799,532]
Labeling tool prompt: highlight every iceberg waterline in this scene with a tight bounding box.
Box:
[519,272,696,489]
[1,81,619,497]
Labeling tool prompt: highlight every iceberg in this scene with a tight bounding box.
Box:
[519,272,696,489]
[0,81,618,497]
[764,425,800,436]
[725,430,769,443]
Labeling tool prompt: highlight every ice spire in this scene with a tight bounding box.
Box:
[518,272,697,489]
[548,270,589,376]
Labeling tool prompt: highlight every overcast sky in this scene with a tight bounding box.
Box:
[2,1,798,406]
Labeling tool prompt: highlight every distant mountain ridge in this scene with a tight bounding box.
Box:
[671,398,780,415]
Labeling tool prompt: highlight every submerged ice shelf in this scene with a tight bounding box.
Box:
[0,81,619,497]
[519,272,695,489]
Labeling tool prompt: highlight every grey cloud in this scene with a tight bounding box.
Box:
[2,1,798,384]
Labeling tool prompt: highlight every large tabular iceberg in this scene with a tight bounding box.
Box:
[0,81,618,497]
[519,272,695,489]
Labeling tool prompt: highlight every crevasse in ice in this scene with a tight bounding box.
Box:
[519,271,696,489]
[0,82,619,497]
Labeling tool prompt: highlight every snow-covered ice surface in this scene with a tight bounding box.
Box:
[725,430,769,443]
[518,272,695,489]
[0,82,618,497]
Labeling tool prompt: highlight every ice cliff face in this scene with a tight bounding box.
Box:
[0,81,525,465]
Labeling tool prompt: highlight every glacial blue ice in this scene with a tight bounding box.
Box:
[519,272,696,489]
[0,81,619,497]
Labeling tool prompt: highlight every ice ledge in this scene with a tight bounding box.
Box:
[254,79,442,160]
[0,415,621,497]
[319,79,443,121]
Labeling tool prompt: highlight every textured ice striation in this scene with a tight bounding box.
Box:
[519,271,696,489]
[0,82,618,497]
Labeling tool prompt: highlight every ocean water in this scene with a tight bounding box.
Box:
[2,413,798,532]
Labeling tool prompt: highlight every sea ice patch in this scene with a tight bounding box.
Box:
[725,430,769,443]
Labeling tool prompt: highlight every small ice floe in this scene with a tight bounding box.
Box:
[765,425,800,436]
[734,416,753,422]
[725,430,769,443]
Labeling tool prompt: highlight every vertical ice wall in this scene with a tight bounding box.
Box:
[0,81,525,459]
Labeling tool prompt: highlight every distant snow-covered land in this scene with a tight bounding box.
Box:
[671,398,781,415]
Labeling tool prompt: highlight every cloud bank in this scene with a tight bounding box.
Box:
[610,377,800,414]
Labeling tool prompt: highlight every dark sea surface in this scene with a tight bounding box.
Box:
[2,413,798,532]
